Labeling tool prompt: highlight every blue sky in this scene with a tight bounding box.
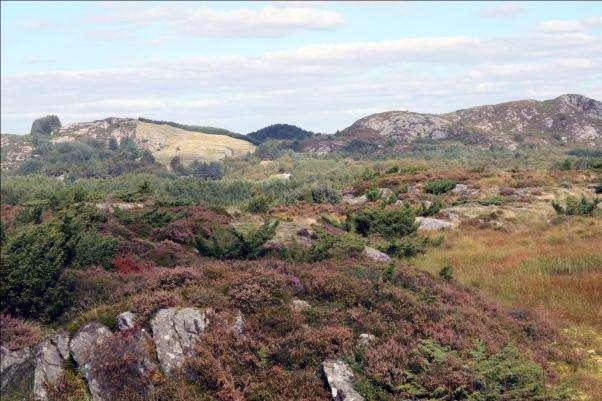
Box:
[2,1,601,134]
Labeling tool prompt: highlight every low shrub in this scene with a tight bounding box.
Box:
[424,179,456,195]
[0,223,73,320]
[349,206,418,239]
[416,199,443,217]
[195,220,279,260]
[365,188,381,201]
[310,186,340,204]
[478,195,504,206]
[380,235,443,257]
[551,195,599,216]
[72,233,119,269]
[246,195,272,214]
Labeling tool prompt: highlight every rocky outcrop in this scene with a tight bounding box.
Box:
[33,331,69,401]
[323,359,364,401]
[451,184,479,197]
[363,247,391,263]
[117,311,138,331]
[357,333,376,348]
[291,298,312,312]
[416,217,457,230]
[150,307,210,375]
[1,345,34,396]
[341,194,368,205]
[70,323,114,401]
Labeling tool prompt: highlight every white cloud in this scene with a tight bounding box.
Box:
[479,3,524,19]
[92,6,344,38]
[539,16,602,32]
[2,30,601,134]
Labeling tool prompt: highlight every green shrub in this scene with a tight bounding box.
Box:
[380,235,443,257]
[0,223,72,320]
[365,188,381,201]
[15,200,48,225]
[478,195,503,206]
[349,206,418,239]
[551,195,599,216]
[424,179,456,195]
[195,220,278,260]
[416,198,443,216]
[30,115,61,136]
[438,265,454,281]
[72,233,119,269]
[246,195,272,214]
[310,186,340,204]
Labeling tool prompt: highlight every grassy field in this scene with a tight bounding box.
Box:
[136,121,256,167]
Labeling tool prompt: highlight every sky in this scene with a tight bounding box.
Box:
[1,1,601,135]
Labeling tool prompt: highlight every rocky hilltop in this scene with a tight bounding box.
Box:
[309,94,602,153]
[0,118,256,171]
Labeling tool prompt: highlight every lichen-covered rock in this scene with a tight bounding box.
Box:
[363,247,391,263]
[322,359,364,401]
[341,194,367,205]
[1,345,34,396]
[117,311,137,331]
[357,333,376,348]
[69,322,113,401]
[416,217,457,230]
[231,310,245,335]
[451,184,479,197]
[150,307,210,375]
[33,332,69,401]
[290,298,311,312]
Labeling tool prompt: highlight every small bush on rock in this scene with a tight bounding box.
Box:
[424,179,456,195]
[551,195,599,216]
[350,206,418,239]
[195,221,278,260]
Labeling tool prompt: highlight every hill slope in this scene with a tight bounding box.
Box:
[1,118,256,171]
[309,94,602,153]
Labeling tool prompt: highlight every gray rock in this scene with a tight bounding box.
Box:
[1,345,34,396]
[341,194,367,205]
[416,217,457,231]
[378,188,394,198]
[69,322,113,401]
[290,298,311,312]
[117,311,137,331]
[357,333,376,348]
[363,247,391,263]
[231,310,245,335]
[452,184,479,197]
[323,359,364,401]
[34,332,69,401]
[150,307,210,375]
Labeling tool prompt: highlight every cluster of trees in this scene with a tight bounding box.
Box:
[17,135,159,178]
[169,157,224,180]
[247,123,314,143]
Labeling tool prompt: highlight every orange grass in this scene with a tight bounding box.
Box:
[411,217,602,329]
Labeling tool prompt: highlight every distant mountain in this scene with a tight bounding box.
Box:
[248,123,314,143]
[307,94,602,153]
[1,117,256,173]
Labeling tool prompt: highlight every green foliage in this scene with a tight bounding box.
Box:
[551,195,599,216]
[195,220,278,260]
[380,235,443,257]
[246,195,272,214]
[416,198,443,216]
[248,123,313,143]
[424,179,456,195]
[15,200,48,224]
[349,206,418,239]
[30,115,61,136]
[0,223,72,320]
[365,187,381,201]
[559,158,573,171]
[310,186,340,204]
[439,265,454,281]
[478,195,503,206]
[469,344,550,401]
[72,233,118,269]
[382,262,396,283]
